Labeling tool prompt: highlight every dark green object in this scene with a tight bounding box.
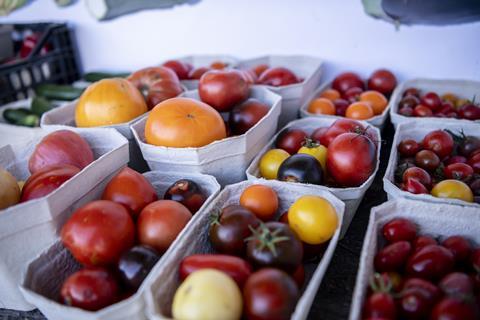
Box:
[83,71,130,82]
[3,108,39,127]
[35,84,84,101]
[30,96,53,116]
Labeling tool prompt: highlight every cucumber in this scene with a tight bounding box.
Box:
[83,71,130,82]
[35,84,84,101]
[17,114,40,127]
[30,96,53,116]
[3,108,39,127]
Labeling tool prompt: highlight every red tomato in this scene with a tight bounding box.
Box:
[102,167,158,218]
[320,119,366,147]
[444,163,474,181]
[333,98,350,116]
[441,236,472,265]
[188,67,210,80]
[21,164,80,202]
[257,67,300,87]
[243,268,299,320]
[326,132,376,187]
[162,60,193,80]
[275,128,308,154]
[363,292,397,319]
[252,64,269,77]
[343,86,363,104]
[332,72,364,94]
[179,254,252,288]
[406,245,455,280]
[61,267,119,311]
[431,297,477,320]
[423,130,454,159]
[413,236,438,252]
[367,69,397,96]
[398,139,422,157]
[198,70,249,112]
[458,103,480,120]
[163,179,206,214]
[413,105,433,117]
[403,177,429,194]
[28,130,94,174]
[421,92,442,111]
[292,264,305,288]
[137,200,191,253]
[415,150,440,172]
[403,167,432,188]
[382,218,417,243]
[468,153,480,174]
[228,98,269,135]
[374,241,412,272]
[310,127,328,143]
[61,200,135,266]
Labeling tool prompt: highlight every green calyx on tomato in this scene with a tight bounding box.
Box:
[245,223,289,256]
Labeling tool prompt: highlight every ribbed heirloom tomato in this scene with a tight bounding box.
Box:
[145,97,226,148]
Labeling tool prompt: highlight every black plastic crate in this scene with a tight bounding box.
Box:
[0,23,82,105]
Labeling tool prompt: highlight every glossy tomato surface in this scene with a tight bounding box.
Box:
[228,98,269,135]
[162,60,193,80]
[239,184,279,221]
[331,72,364,94]
[275,128,308,154]
[163,179,206,214]
[117,245,160,290]
[257,67,299,86]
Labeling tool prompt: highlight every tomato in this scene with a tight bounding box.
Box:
[257,67,300,86]
[117,245,160,290]
[468,153,480,174]
[128,67,183,109]
[163,179,206,214]
[252,64,269,77]
[307,97,336,115]
[0,168,20,210]
[441,236,472,265]
[406,245,455,280]
[431,179,474,202]
[423,130,454,159]
[102,167,158,218]
[21,164,80,202]
[172,269,243,320]
[403,177,429,194]
[137,200,192,253]
[398,106,414,116]
[399,95,420,109]
[458,103,480,120]
[288,195,338,245]
[403,278,441,303]
[76,78,148,126]
[414,236,438,252]
[228,98,269,135]
[415,150,440,171]
[246,222,303,272]
[403,87,420,98]
[403,167,432,189]
[367,69,397,96]
[431,297,478,320]
[440,272,474,297]
[61,200,135,266]
[292,264,305,288]
[61,267,119,311]
[421,92,442,111]
[457,135,480,158]
[445,155,468,166]
[275,128,308,154]
[310,127,328,143]
[359,90,388,115]
[28,130,93,174]
[471,248,480,272]
[333,98,350,116]
[444,163,474,181]
[320,119,366,147]
[319,88,341,101]
[240,184,278,221]
[398,287,434,319]
[188,67,210,80]
[326,132,376,187]
[209,204,260,256]
[363,292,397,319]
[243,268,299,320]
[259,149,290,180]
[145,97,226,148]
[374,241,412,272]
[277,154,323,185]
[342,86,362,104]
[162,60,193,80]
[179,254,252,288]
[345,101,374,120]
[382,218,417,243]
[198,70,249,112]
[413,105,433,117]
[332,72,364,94]
[297,140,328,172]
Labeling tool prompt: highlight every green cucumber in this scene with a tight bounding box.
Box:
[3,108,39,127]
[30,96,53,116]
[83,71,130,82]
[35,84,84,101]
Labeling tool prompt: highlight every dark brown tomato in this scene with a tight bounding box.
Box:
[398,139,422,157]
[415,150,440,171]
[331,72,365,94]
[228,98,269,135]
[163,179,206,214]
[275,128,308,154]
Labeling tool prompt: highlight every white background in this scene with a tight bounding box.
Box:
[1,0,480,81]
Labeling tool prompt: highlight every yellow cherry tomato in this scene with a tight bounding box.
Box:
[259,149,290,179]
[431,179,474,202]
[288,195,338,245]
[297,139,327,172]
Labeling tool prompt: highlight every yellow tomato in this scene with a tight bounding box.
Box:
[75,78,148,127]
[259,149,290,179]
[297,140,327,172]
[0,167,20,210]
[431,179,474,202]
[288,195,338,244]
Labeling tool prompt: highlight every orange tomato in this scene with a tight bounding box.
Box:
[359,90,388,115]
[239,184,278,221]
[346,102,374,120]
[252,64,269,77]
[307,98,336,115]
[319,89,341,101]
[145,97,226,148]
[75,78,148,127]
[210,61,229,70]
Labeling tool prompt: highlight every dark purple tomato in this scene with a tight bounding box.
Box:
[469,153,480,174]
[403,88,420,98]
[413,236,438,252]
[403,167,432,189]
[363,292,397,319]
[164,179,207,214]
[444,163,474,181]
[367,69,397,96]
[421,92,442,111]
[382,218,417,243]
[406,244,455,280]
[470,178,480,196]
[275,129,308,154]
[117,245,160,290]
[277,154,323,185]
[398,139,422,157]
[431,297,478,320]
[403,178,429,194]
[438,101,456,115]
[333,98,350,116]
[458,103,480,120]
[458,136,480,158]
[423,130,454,159]
[399,95,420,109]
[374,241,412,272]
[415,150,440,171]
[228,98,269,135]
[413,105,434,117]
[439,272,474,297]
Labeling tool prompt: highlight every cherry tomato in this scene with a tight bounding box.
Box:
[297,138,327,171]
[275,128,308,154]
[246,222,303,272]
[319,88,341,101]
[209,204,260,256]
[374,241,412,272]
[406,244,455,280]
[413,105,433,117]
[403,177,429,194]
[431,297,478,320]
[332,72,364,94]
[403,278,441,304]
[457,135,480,158]
[363,292,397,319]
[421,92,442,111]
[117,245,160,290]
[288,195,338,245]
[243,268,299,320]
[137,200,191,253]
[403,167,432,189]
[228,98,269,135]
[257,67,300,87]
[423,130,454,159]
[277,154,323,185]
[188,67,210,80]
[399,106,414,116]
[333,98,350,116]
[163,179,206,214]
[399,95,420,109]
[326,132,376,187]
[415,150,440,171]
[102,167,158,218]
[179,254,252,288]
[367,69,397,96]
[61,267,119,311]
[431,179,474,202]
[403,87,420,98]
[320,119,366,147]
[345,101,374,120]
[458,103,480,120]
[310,127,328,143]
[240,184,278,221]
[292,264,305,288]
[259,148,290,180]
[439,272,474,297]
[468,153,480,174]
[61,200,135,266]
[398,139,422,157]
[198,70,249,112]
[162,60,193,80]
[413,236,438,252]
[441,236,472,265]
[343,87,363,104]
[399,287,435,319]
[445,155,468,166]
[252,64,269,77]
[382,218,417,243]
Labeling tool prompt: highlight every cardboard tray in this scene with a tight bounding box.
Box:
[144,179,345,320]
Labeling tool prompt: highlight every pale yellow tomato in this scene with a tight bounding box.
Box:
[431,179,473,202]
[259,149,290,179]
[297,141,327,172]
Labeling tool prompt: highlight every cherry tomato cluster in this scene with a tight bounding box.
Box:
[363,217,480,320]
[162,59,231,80]
[397,88,480,120]
[171,184,338,320]
[395,129,480,203]
[307,69,397,120]
[259,119,378,187]
[58,168,207,311]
